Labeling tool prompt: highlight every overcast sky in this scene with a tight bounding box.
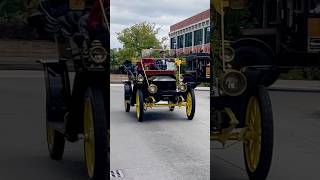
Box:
[110,0,209,48]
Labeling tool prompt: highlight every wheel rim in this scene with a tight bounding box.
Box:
[136,91,140,119]
[186,92,192,116]
[244,96,262,172]
[47,125,54,149]
[124,99,128,109]
[84,98,95,178]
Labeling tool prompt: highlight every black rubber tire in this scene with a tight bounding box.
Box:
[46,123,65,160]
[136,89,144,122]
[124,85,131,112]
[243,86,273,180]
[125,101,130,112]
[84,87,107,180]
[235,46,279,87]
[186,89,196,120]
[124,88,130,112]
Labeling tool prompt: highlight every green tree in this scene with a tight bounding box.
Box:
[117,22,162,59]
[0,0,39,24]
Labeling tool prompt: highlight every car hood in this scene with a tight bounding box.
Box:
[149,76,176,82]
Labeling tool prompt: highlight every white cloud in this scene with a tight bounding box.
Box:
[110,0,209,48]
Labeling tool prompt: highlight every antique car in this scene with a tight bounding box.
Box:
[184,52,211,84]
[122,49,196,122]
[211,1,274,180]
[28,0,109,179]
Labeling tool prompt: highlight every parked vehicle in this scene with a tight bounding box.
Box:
[212,0,320,87]
[28,0,109,179]
[184,52,211,84]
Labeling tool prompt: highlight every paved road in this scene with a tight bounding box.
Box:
[2,70,320,180]
[212,91,320,180]
[0,70,89,180]
[110,85,210,180]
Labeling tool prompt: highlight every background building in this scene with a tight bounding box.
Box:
[169,9,210,55]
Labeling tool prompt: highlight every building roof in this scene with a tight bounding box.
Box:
[170,9,210,32]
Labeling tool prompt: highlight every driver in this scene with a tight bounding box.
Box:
[156,50,168,70]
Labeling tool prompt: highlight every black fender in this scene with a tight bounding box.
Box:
[233,38,279,87]
[39,60,71,123]
[183,73,196,83]
[233,38,275,61]
[123,81,132,101]
[66,68,108,140]
[186,82,197,89]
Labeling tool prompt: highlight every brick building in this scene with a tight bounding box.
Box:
[169,9,210,55]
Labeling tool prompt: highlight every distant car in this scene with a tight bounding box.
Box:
[183,53,211,84]
[122,49,196,122]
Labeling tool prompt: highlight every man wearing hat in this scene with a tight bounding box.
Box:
[155,50,168,70]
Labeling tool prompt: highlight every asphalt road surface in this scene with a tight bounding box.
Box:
[212,91,320,180]
[1,70,320,180]
[0,70,89,180]
[110,85,210,180]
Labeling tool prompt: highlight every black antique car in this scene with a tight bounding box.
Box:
[184,53,211,84]
[211,1,274,180]
[122,49,196,122]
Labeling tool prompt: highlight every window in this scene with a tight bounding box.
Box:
[185,32,192,47]
[177,35,184,49]
[194,29,203,46]
[204,27,210,44]
[170,37,176,49]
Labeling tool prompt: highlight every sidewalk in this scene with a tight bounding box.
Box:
[0,40,57,70]
[269,80,320,92]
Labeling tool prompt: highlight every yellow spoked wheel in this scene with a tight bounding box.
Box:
[186,89,195,120]
[244,96,261,172]
[84,87,107,180]
[47,125,54,148]
[84,98,95,178]
[243,86,273,180]
[136,89,144,122]
[46,123,65,160]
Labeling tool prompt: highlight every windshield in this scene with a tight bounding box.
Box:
[142,58,177,71]
[141,49,180,70]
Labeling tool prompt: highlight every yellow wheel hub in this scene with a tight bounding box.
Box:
[186,92,192,116]
[47,125,54,148]
[84,98,95,178]
[244,96,262,172]
[136,91,140,119]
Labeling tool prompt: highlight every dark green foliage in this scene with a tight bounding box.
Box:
[0,0,39,24]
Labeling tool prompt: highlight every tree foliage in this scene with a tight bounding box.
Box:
[116,22,162,59]
[0,0,39,24]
